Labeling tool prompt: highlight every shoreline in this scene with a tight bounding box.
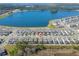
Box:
[0,12,10,18]
[48,15,79,24]
[0,9,18,19]
[0,25,48,29]
[0,10,13,19]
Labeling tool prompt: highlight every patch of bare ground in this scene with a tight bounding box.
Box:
[32,49,79,56]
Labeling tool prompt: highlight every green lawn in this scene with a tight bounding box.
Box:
[48,24,56,29]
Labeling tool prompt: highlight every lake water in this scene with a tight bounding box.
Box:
[0,10,79,27]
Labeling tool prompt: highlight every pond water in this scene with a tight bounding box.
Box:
[0,10,79,27]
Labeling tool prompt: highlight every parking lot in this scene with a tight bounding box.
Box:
[6,36,79,45]
[0,26,78,46]
[15,29,77,36]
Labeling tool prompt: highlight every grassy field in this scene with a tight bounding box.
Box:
[32,44,79,56]
[4,45,18,56]
[4,44,79,56]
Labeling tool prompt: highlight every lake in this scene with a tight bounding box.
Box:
[0,10,79,27]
